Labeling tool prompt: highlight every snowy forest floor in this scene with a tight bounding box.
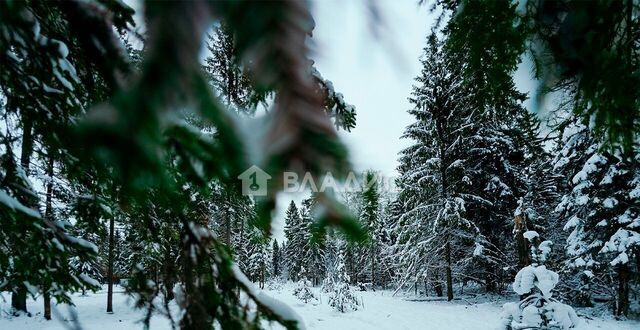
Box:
[1,285,639,330]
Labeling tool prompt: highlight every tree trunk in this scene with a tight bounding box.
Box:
[11,291,28,315]
[224,206,231,245]
[20,117,33,170]
[445,241,453,301]
[424,279,428,296]
[43,292,51,320]
[616,265,630,316]
[163,238,176,302]
[346,250,352,284]
[371,244,376,291]
[439,124,453,302]
[636,247,640,280]
[12,115,34,314]
[514,214,529,268]
[43,154,54,320]
[260,261,265,289]
[107,215,115,313]
[483,240,498,293]
[433,272,443,297]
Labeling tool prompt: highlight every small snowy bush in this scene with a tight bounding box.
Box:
[328,282,359,313]
[266,277,285,291]
[327,253,359,312]
[292,277,318,304]
[502,232,580,329]
[321,274,335,293]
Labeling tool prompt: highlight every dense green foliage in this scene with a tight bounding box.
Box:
[1,0,361,328]
[436,0,640,153]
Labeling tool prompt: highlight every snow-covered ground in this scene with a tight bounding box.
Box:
[262,286,640,330]
[1,285,638,330]
[0,287,173,330]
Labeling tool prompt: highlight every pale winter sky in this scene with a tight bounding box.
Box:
[312,0,433,176]
[271,0,437,240]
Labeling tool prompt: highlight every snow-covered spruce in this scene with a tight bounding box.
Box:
[553,119,640,314]
[292,275,318,304]
[321,273,335,293]
[285,201,307,282]
[502,232,579,329]
[328,282,360,313]
[327,252,359,312]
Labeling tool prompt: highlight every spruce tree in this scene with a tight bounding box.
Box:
[339,190,368,285]
[442,20,548,291]
[246,228,271,289]
[284,201,305,281]
[394,34,482,301]
[328,247,359,313]
[554,118,639,316]
[204,23,268,115]
[360,171,382,289]
[272,239,282,279]
[301,197,326,286]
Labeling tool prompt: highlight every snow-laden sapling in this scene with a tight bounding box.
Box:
[321,273,335,293]
[266,278,284,291]
[328,253,359,312]
[292,276,318,304]
[329,282,360,313]
[501,231,580,329]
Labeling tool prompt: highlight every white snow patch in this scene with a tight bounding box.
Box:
[523,231,539,241]
[0,189,41,218]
